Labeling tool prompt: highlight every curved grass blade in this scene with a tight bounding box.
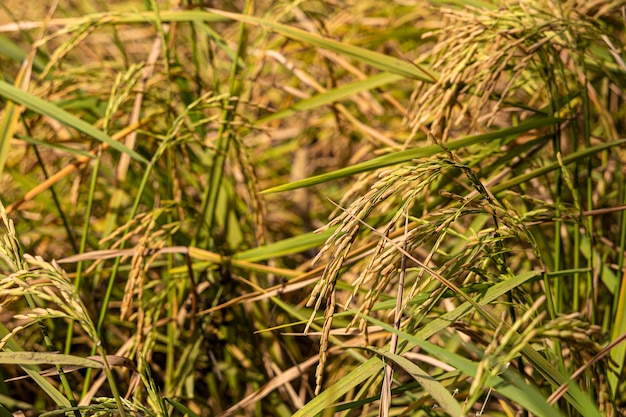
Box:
[206,8,437,83]
[263,116,561,193]
[165,399,200,417]
[361,322,564,417]
[256,73,403,125]
[0,10,228,29]
[363,346,463,416]
[0,80,148,164]
[234,227,336,262]
[491,138,626,193]
[0,34,48,75]
[0,352,103,368]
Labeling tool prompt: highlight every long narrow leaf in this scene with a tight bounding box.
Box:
[263,116,561,193]
[0,91,21,177]
[0,34,47,74]
[0,324,71,408]
[361,323,563,417]
[256,73,404,125]
[207,8,437,83]
[492,139,626,193]
[0,351,103,368]
[0,80,148,164]
[234,227,336,262]
[363,346,464,416]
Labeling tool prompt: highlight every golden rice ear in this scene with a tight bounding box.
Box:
[407,2,595,146]
[0,200,25,272]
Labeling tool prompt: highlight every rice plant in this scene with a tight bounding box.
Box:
[0,0,625,416]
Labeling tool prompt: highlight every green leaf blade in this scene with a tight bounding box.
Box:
[0,80,148,165]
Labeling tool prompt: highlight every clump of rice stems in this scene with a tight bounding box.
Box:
[0,201,132,416]
[2,4,303,414]
[304,156,536,395]
[2,0,624,415]
[0,202,172,416]
[305,2,625,412]
[305,161,443,392]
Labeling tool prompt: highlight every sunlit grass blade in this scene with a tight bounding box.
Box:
[492,138,626,193]
[263,116,561,193]
[292,270,542,417]
[361,322,565,417]
[234,227,336,262]
[0,352,103,368]
[256,73,403,125]
[0,324,71,408]
[363,346,463,416]
[608,271,626,395]
[0,10,228,29]
[165,399,200,417]
[0,80,148,164]
[206,8,437,83]
[0,35,47,75]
